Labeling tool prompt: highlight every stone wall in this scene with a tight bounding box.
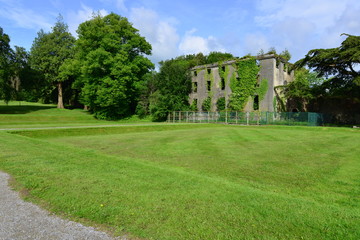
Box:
[189,54,294,112]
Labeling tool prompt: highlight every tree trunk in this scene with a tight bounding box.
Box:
[57,82,64,109]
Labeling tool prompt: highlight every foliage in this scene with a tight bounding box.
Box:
[0,27,15,102]
[190,99,198,111]
[295,34,360,87]
[216,97,226,111]
[29,16,75,108]
[228,58,260,111]
[74,13,153,120]
[279,68,325,111]
[256,79,268,102]
[206,52,234,64]
[218,64,230,91]
[202,96,211,111]
[135,72,157,118]
[150,56,192,121]
[279,49,292,62]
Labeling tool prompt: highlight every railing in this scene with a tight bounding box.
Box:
[167,111,324,126]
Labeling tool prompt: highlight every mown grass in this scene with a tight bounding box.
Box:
[0,100,152,128]
[0,102,359,239]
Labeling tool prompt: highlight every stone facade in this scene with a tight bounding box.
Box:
[189,54,294,112]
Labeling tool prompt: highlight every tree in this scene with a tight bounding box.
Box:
[280,68,324,111]
[150,57,192,121]
[30,16,75,108]
[279,49,291,62]
[295,34,360,87]
[206,52,234,64]
[74,13,153,120]
[0,27,14,102]
[135,71,157,118]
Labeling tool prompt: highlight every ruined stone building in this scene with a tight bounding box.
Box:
[189,54,294,112]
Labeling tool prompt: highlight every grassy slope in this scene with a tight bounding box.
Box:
[0,102,359,239]
[0,101,152,128]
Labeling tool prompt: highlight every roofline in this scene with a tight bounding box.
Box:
[190,54,291,70]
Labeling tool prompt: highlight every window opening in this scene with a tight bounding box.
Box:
[253,95,259,110]
[221,78,225,90]
[193,82,198,92]
[207,81,211,91]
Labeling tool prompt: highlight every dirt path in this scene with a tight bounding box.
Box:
[0,171,124,240]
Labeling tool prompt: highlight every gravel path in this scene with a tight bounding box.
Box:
[0,171,123,240]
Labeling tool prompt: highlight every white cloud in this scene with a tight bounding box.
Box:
[255,0,345,29]
[130,7,180,64]
[251,0,360,61]
[0,0,52,30]
[67,4,108,37]
[179,29,225,55]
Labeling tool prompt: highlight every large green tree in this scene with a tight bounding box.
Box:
[150,56,193,121]
[0,27,14,102]
[295,34,360,88]
[74,13,153,119]
[30,16,75,108]
[279,68,325,111]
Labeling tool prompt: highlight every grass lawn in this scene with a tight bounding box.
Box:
[0,100,153,129]
[0,102,359,239]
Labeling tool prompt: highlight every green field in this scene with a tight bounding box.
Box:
[0,102,359,239]
[0,101,153,129]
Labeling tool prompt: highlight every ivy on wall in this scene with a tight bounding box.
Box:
[190,99,198,111]
[216,97,226,111]
[218,64,230,90]
[256,79,268,102]
[202,96,211,111]
[228,57,260,111]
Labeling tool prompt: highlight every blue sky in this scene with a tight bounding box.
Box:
[1,0,359,65]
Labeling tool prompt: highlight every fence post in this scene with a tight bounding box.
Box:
[186,111,188,123]
[246,112,249,125]
[236,111,238,124]
[179,111,181,123]
[225,111,228,124]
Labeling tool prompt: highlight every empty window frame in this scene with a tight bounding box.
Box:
[221,78,225,90]
[253,95,259,110]
[193,82,198,92]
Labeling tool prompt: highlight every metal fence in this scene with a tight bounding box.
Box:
[167,111,324,126]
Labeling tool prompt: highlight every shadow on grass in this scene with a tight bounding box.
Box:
[0,105,56,114]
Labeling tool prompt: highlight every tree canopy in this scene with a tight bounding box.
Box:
[74,13,154,120]
[0,27,14,102]
[29,16,75,108]
[150,56,193,121]
[295,34,360,86]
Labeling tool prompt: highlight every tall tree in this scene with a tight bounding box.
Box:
[74,13,153,119]
[0,27,14,102]
[150,56,192,121]
[280,68,325,111]
[295,34,360,87]
[30,16,75,108]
